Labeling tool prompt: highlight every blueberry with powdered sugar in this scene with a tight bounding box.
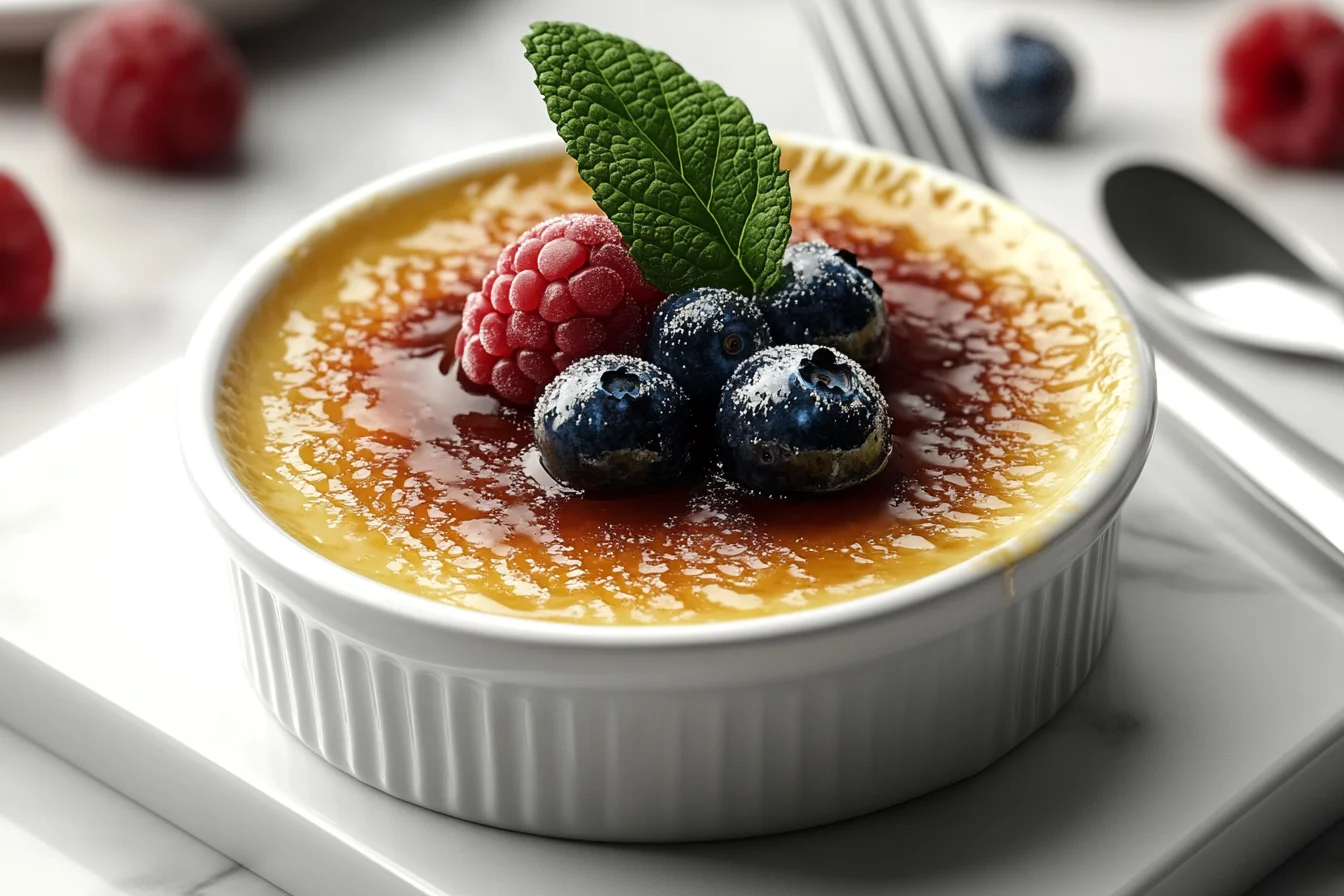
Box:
[716,345,891,495]
[761,242,888,368]
[534,355,693,492]
[646,287,773,405]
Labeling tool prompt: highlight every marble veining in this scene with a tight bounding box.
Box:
[0,726,283,896]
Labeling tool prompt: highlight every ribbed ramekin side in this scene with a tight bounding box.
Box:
[230,521,1119,842]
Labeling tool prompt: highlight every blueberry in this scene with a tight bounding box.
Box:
[534,355,693,492]
[761,242,887,368]
[646,287,773,404]
[716,345,891,495]
[971,30,1076,140]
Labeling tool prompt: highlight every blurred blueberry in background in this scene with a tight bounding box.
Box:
[971,30,1076,140]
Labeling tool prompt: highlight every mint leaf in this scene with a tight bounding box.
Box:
[523,21,792,296]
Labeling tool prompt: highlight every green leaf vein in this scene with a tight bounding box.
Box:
[523,21,792,296]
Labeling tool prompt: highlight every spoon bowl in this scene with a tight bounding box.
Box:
[1103,163,1344,362]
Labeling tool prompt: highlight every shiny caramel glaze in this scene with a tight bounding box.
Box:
[220,141,1134,625]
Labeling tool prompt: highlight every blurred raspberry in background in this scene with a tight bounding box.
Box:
[45,0,249,169]
[0,174,55,327]
[1221,4,1344,167]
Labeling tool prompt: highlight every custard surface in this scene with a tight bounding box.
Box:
[220,142,1134,625]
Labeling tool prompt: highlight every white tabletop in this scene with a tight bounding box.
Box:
[2,0,1343,893]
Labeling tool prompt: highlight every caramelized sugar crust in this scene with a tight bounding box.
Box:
[220,142,1134,625]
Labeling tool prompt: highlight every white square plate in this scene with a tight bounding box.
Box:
[3,363,1344,895]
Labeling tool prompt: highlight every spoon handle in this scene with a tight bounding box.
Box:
[1144,317,1344,566]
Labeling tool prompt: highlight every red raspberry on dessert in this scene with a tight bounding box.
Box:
[1221,5,1344,167]
[0,174,56,327]
[45,0,248,169]
[455,213,665,405]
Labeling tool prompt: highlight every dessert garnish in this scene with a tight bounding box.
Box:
[522,21,793,296]
[455,212,664,405]
[970,30,1076,141]
[46,0,248,170]
[458,22,895,495]
[1220,5,1344,168]
[0,173,55,327]
[717,346,891,495]
[761,242,889,367]
[533,355,693,492]
[646,288,774,405]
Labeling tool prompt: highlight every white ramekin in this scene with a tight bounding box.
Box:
[180,133,1157,843]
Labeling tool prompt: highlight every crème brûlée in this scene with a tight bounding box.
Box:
[219,139,1135,626]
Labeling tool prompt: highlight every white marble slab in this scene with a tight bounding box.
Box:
[3,0,1344,893]
[0,726,282,895]
[4,364,1344,896]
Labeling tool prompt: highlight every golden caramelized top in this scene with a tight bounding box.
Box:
[219,140,1135,625]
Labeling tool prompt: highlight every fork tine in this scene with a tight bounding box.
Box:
[861,0,954,170]
[833,0,923,160]
[889,0,1001,188]
[805,0,915,154]
[800,1,881,148]
[804,0,1000,190]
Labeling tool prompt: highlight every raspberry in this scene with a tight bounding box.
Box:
[516,349,557,384]
[539,282,578,322]
[555,317,607,355]
[507,311,551,350]
[509,270,544,311]
[491,359,535,406]
[537,239,586,279]
[460,335,495,384]
[46,1,248,169]
[0,174,56,327]
[463,291,491,332]
[454,214,665,405]
[478,312,509,356]
[1221,5,1344,167]
[570,266,625,316]
[604,298,646,355]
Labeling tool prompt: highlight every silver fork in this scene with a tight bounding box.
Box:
[807,0,996,187]
[804,0,1344,567]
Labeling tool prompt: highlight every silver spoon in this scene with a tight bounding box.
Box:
[1103,162,1344,363]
